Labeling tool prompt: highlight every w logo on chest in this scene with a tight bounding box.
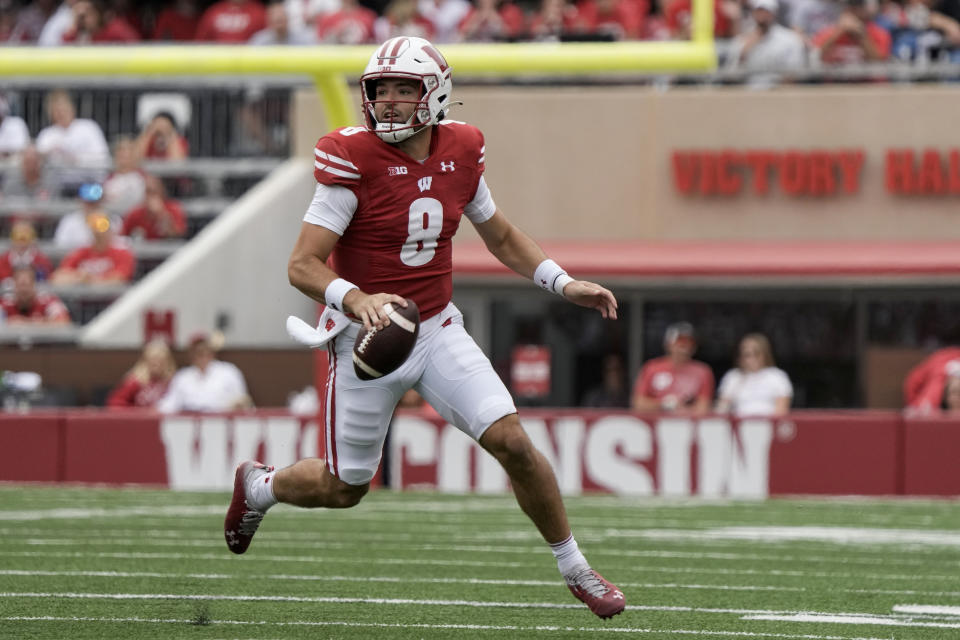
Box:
[417,176,433,192]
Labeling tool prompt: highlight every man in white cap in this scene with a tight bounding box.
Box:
[726,0,806,72]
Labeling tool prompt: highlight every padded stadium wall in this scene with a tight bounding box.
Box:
[80,160,317,348]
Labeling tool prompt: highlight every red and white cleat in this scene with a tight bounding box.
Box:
[224,461,274,555]
[566,567,626,619]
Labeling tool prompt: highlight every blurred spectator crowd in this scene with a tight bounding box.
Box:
[0,0,956,69]
[0,88,193,326]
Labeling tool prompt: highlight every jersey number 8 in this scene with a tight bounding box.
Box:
[400,197,443,267]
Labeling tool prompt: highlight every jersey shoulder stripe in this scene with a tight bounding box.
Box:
[314,131,363,186]
[315,147,361,179]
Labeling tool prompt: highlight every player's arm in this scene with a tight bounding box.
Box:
[472,208,618,319]
[287,220,404,331]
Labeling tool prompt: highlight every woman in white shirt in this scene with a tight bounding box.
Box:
[716,333,793,417]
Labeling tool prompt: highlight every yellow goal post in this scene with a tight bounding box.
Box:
[0,0,714,131]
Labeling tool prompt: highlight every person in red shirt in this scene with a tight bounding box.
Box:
[812,0,891,63]
[0,221,54,286]
[121,176,187,240]
[51,213,136,284]
[903,346,960,413]
[530,0,586,39]
[152,0,200,41]
[136,112,189,161]
[632,321,715,414]
[106,339,177,408]
[578,0,645,40]
[61,0,140,44]
[316,0,376,43]
[195,0,267,43]
[458,0,527,41]
[0,266,71,325]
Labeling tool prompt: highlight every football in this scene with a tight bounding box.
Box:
[353,299,420,380]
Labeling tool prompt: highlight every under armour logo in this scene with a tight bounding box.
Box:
[440,161,455,172]
[418,176,433,192]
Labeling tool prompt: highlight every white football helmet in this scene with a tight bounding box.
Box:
[360,36,453,144]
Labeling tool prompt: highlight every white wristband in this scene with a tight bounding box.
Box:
[534,259,574,296]
[324,278,358,312]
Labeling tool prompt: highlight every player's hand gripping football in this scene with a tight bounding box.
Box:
[344,290,409,331]
[561,280,618,320]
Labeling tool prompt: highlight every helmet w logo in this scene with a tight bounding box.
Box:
[422,45,449,72]
[377,37,410,63]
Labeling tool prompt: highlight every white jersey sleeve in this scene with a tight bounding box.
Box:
[303,183,359,235]
[463,176,496,224]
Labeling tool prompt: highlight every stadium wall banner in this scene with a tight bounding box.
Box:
[389,411,900,498]
[1,410,956,496]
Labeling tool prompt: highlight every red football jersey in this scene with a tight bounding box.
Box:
[313,122,487,320]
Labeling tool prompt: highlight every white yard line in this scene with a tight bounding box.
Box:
[0,505,225,521]
[0,527,940,568]
[892,605,960,616]
[0,569,805,592]
[636,527,960,547]
[7,538,952,582]
[0,615,894,639]
[0,549,530,568]
[6,567,959,598]
[0,591,932,623]
[744,614,960,629]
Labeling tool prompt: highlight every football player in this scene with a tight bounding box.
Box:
[225,36,624,619]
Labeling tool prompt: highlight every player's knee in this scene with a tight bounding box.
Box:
[483,418,537,471]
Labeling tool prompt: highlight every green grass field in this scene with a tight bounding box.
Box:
[1,485,959,639]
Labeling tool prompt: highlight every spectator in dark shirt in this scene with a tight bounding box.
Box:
[582,354,630,408]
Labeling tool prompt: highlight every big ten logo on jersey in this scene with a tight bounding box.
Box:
[388,166,408,176]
